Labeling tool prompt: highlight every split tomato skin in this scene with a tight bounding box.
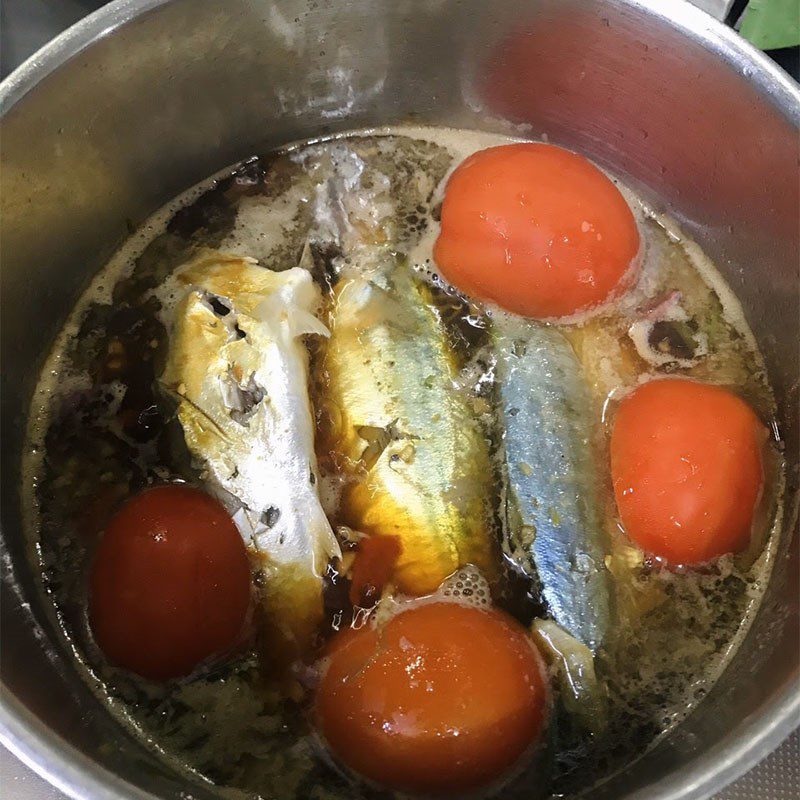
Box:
[348,534,403,607]
[89,484,251,681]
[610,379,766,565]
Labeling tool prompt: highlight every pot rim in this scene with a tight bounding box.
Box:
[4,0,797,118]
[1,1,798,799]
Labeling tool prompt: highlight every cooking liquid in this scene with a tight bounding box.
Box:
[22,128,783,799]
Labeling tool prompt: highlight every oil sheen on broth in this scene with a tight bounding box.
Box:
[22,127,783,799]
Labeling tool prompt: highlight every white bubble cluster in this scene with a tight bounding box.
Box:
[435,565,491,609]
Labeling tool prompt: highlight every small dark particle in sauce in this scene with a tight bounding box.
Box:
[648,320,699,362]
[261,506,281,529]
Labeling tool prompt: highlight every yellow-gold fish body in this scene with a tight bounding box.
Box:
[320,261,497,596]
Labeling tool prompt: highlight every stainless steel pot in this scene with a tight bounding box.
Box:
[1,1,798,798]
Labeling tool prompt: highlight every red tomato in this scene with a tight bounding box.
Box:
[610,379,765,565]
[316,602,548,794]
[348,535,402,607]
[89,485,251,680]
[434,143,640,319]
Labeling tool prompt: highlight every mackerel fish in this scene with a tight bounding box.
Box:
[494,316,612,651]
[161,252,340,659]
[310,144,498,596]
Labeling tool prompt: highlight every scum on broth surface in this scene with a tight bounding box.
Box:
[22,127,782,799]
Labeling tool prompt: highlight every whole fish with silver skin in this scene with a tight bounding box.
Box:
[495,316,612,652]
[161,252,340,660]
[311,145,497,595]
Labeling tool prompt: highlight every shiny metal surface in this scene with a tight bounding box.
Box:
[0,1,798,799]
[0,0,105,78]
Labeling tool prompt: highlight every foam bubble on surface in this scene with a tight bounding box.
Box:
[434,565,493,609]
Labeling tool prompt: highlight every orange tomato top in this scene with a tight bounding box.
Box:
[89,485,251,680]
[434,143,640,319]
[610,379,765,565]
[316,601,548,794]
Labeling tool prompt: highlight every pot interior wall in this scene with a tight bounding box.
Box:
[1,1,797,798]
